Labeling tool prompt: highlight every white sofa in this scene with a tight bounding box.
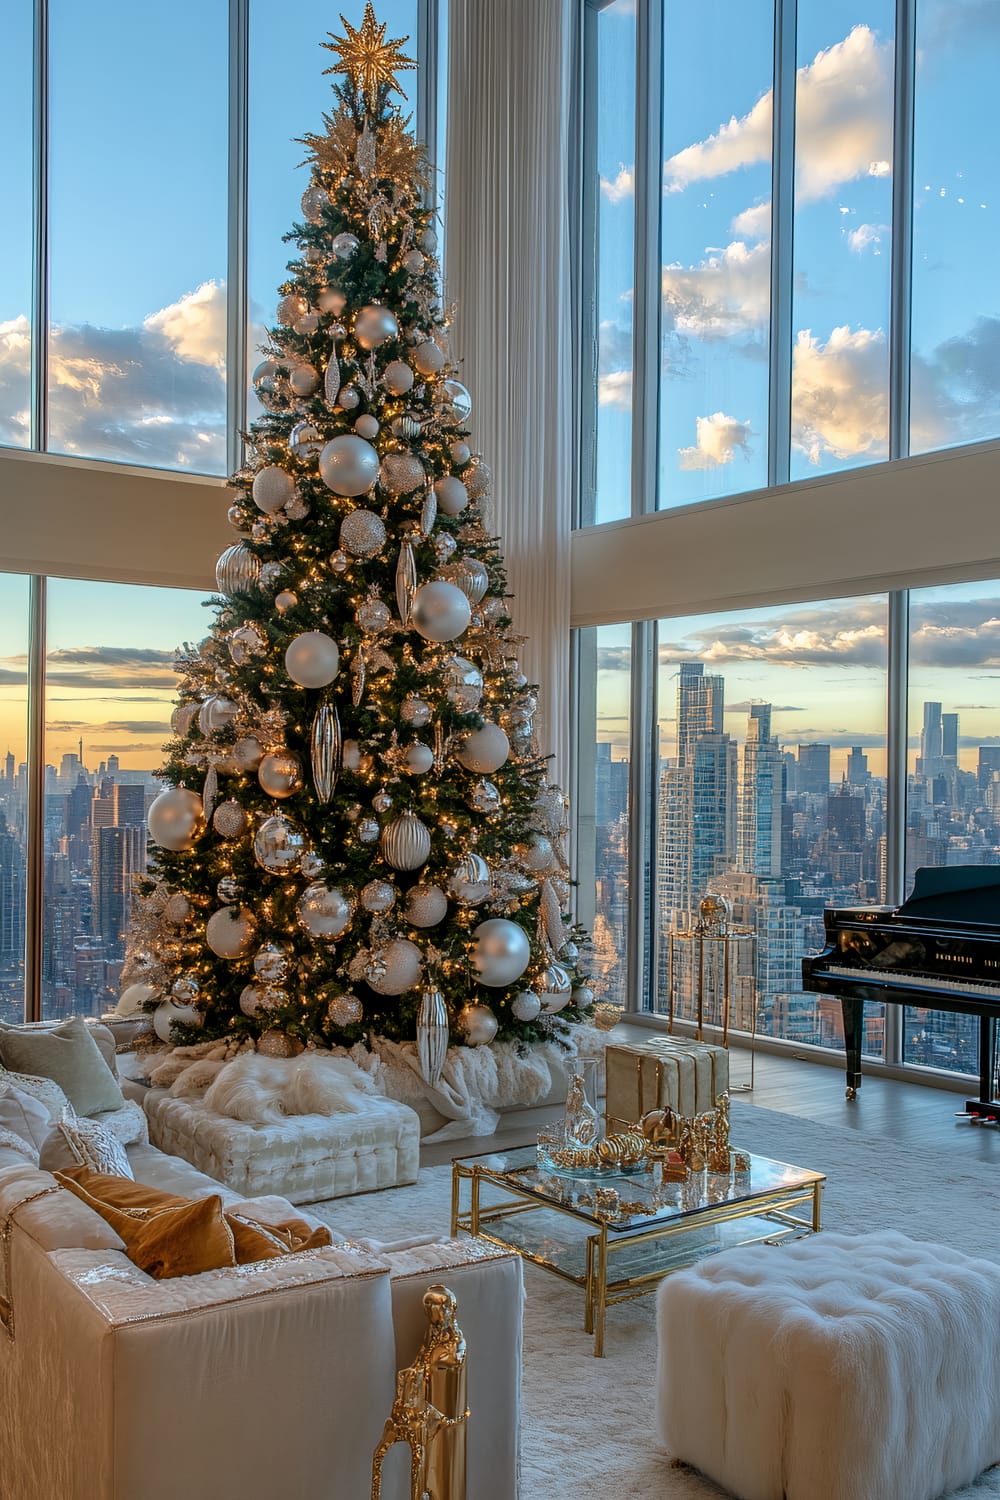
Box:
[0,1040,524,1500]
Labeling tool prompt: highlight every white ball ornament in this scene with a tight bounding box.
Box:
[171,703,199,737]
[403,249,425,274]
[116,981,159,1017]
[153,1001,201,1043]
[294,312,320,336]
[275,590,298,614]
[455,723,510,774]
[379,451,425,495]
[354,305,399,349]
[511,990,542,1022]
[285,631,340,688]
[318,435,380,496]
[410,581,471,643]
[412,341,445,376]
[296,883,353,939]
[289,363,320,397]
[516,834,555,873]
[339,387,360,411]
[198,696,238,735]
[404,742,435,775]
[317,286,347,313]
[450,441,471,465]
[240,983,266,1017]
[258,751,304,798]
[572,985,596,1008]
[163,892,192,926]
[471,919,531,986]
[383,360,414,395]
[457,1003,498,1046]
[252,466,296,514]
[206,907,256,959]
[233,736,265,771]
[434,477,468,517]
[147,787,205,851]
[366,939,422,995]
[404,884,449,927]
[354,414,379,439]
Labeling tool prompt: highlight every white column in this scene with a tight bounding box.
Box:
[445,0,579,788]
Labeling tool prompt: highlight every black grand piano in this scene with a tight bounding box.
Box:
[802,866,1000,1113]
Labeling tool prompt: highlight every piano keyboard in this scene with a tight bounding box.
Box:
[821,964,1000,1000]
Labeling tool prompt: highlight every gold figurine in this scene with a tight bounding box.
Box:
[371,1285,469,1500]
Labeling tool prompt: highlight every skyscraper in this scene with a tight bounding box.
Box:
[0,811,26,974]
[92,825,146,960]
[658,664,736,930]
[942,713,959,764]
[846,746,869,786]
[797,743,831,796]
[738,704,783,877]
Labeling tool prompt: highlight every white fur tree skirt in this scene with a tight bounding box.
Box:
[127,1026,607,1142]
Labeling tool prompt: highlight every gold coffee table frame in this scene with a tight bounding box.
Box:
[451,1149,824,1357]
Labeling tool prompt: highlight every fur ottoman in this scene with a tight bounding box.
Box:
[657,1229,1000,1500]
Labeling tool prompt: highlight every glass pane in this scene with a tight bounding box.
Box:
[585,0,636,528]
[902,579,1000,1074]
[576,626,631,1009]
[790,3,894,481]
[0,2,33,450]
[910,0,1000,453]
[651,596,888,1058]
[0,576,30,1022]
[47,0,228,473]
[42,580,207,1020]
[248,0,419,428]
[659,0,773,510]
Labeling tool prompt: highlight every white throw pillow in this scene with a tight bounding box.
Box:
[38,1117,135,1179]
[0,1083,55,1159]
[0,1069,76,1126]
[0,1126,37,1162]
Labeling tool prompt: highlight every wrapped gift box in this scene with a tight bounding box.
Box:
[605,1036,729,1130]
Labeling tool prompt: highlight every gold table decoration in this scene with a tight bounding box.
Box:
[371,1284,468,1500]
[451,1148,824,1357]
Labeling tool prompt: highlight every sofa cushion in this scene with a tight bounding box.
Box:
[0,1017,124,1116]
[0,1069,75,1125]
[56,1173,238,1279]
[39,1118,135,1178]
[0,1085,53,1160]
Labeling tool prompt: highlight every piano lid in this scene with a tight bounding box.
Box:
[896,865,1000,926]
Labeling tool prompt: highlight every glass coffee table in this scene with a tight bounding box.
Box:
[451,1146,824,1356]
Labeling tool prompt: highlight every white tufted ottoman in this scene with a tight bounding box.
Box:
[140,1088,421,1203]
[657,1229,1000,1500]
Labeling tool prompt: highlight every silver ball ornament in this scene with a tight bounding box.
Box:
[217,876,240,904]
[470,919,531,986]
[434,534,457,564]
[171,974,200,1004]
[296,883,353,939]
[443,655,483,711]
[253,815,305,873]
[147,787,205,851]
[356,596,391,634]
[412,341,445,376]
[383,360,414,395]
[400,695,432,727]
[447,852,491,905]
[232,736,265,772]
[206,907,256,959]
[450,441,471,465]
[163,892,192,926]
[572,985,596,1008]
[354,305,399,349]
[357,817,380,843]
[447,559,489,605]
[276,293,307,326]
[327,993,363,1027]
[254,943,289,984]
[454,723,510,774]
[410,581,471,643]
[339,509,387,558]
[240,983,266,1017]
[317,286,347,313]
[467,779,501,813]
[354,414,379,439]
[404,742,435,775]
[379,452,425,495]
[294,312,320,336]
[381,810,432,870]
[319,435,379,496]
[275,590,298,614]
[515,834,555,873]
[457,1003,498,1046]
[252,465,296,514]
[300,185,328,222]
[213,799,249,839]
[258,751,304,798]
[338,386,360,411]
[259,561,285,592]
[285,631,340,688]
[538,963,572,1012]
[366,939,422,995]
[361,879,396,914]
[289,421,324,459]
[441,379,473,422]
[403,884,449,927]
[289,364,320,397]
[331,232,360,260]
[511,991,542,1022]
[330,549,350,573]
[403,249,425,274]
[198,695,238,735]
[228,624,266,664]
[300,851,325,878]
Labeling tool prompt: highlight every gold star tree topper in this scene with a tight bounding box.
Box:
[323,4,416,112]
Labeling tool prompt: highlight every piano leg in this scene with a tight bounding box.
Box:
[966,1015,999,1118]
[841,996,863,1100]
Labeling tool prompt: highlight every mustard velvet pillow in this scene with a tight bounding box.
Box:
[57,1169,333,1272]
[56,1173,237,1279]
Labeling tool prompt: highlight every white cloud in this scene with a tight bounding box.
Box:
[730,200,771,241]
[0,286,227,470]
[846,222,888,254]
[791,325,889,465]
[144,280,226,369]
[868,160,891,178]
[598,370,633,410]
[663,25,891,203]
[600,165,635,204]
[678,411,752,470]
[662,240,770,341]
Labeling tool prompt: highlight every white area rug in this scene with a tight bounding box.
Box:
[313,1102,1000,1499]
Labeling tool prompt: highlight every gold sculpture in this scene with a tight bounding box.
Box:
[371,1284,469,1500]
[639,1092,746,1176]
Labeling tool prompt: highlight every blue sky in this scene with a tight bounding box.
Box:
[594,0,1000,519]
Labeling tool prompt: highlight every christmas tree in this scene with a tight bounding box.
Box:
[125,6,594,1070]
